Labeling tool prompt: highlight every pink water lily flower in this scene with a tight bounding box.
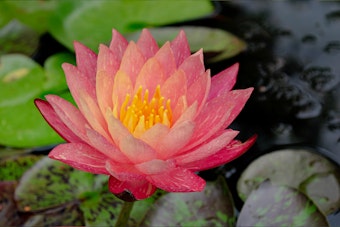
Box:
[35,28,256,200]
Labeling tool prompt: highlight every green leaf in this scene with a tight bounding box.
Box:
[0,54,73,148]
[0,154,43,181]
[237,149,340,215]
[126,26,247,62]
[141,177,235,227]
[237,181,329,227]
[0,20,39,56]
[0,0,57,34]
[49,0,214,51]
[14,157,98,212]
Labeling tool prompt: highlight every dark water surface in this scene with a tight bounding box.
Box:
[205,1,340,225]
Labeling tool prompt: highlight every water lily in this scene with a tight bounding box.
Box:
[35,29,256,200]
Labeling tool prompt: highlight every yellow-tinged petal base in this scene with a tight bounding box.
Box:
[117,85,173,137]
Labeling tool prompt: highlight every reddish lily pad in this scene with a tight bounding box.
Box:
[237,181,329,227]
[0,154,43,181]
[126,26,247,62]
[237,149,340,215]
[49,0,214,51]
[14,157,99,212]
[141,177,235,226]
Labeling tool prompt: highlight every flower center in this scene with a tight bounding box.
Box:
[119,85,172,136]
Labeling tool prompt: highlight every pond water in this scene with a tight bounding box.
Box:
[207,1,340,225]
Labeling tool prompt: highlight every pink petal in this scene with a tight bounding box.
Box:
[146,167,205,192]
[154,42,177,78]
[34,99,82,143]
[134,57,165,94]
[45,95,88,142]
[62,63,96,104]
[208,63,239,100]
[160,69,187,110]
[49,143,109,175]
[172,102,198,126]
[139,124,170,149]
[112,70,133,113]
[157,120,196,159]
[108,176,156,200]
[86,128,130,163]
[135,159,176,175]
[74,41,97,85]
[183,135,257,171]
[96,44,120,115]
[186,70,211,112]
[175,129,239,165]
[106,159,143,181]
[170,30,191,67]
[106,110,132,145]
[119,41,146,85]
[137,29,159,59]
[178,50,205,87]
[172,96,188,123]
[109,29,129,61]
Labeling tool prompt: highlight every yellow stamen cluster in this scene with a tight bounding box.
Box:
[119,85,172,136]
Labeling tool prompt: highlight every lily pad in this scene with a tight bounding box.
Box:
[237,149,340,215]
[0,20,39,56]
[14,157,98,212]
[236,181,329,227]
[126,26,247,62]
[141,177,235,227]
[0,54,73,148]
[0,154,43,181]
[49,0,214,51]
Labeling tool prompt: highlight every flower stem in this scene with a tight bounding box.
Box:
[115,201,134,227]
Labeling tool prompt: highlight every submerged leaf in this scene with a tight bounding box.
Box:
[237,181,329,227]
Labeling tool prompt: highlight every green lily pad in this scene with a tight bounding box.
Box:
[237,181,329,227]
[237,149,340,215]
[0,54,74,148]
[0,154,43,181]
[49,0,214,51]
[126,26,247,62]
[14,156,99,212]
[0,0,57,34]
[0,20,39,56]
[141,177,235,227]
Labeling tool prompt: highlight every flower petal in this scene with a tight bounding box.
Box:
[147,167,205,192]
[186,70,211,112]
[208,63,239,100]
[96,44,120,115]
[108,176,156,200]
[119,41,146,85]
[179,50,205,87]
[49,143,109,175]
[74,41,97,85]
[134,57,165,94]
[86,128,130,163]
[154,42,177,78]
[170,30,191,67]
[45,95,88,142]
[175,129,239,165]
[112,70,133,113]
[135,159,176,175]
[34,99,82,143]
[184,135,257,171]
[109,29,128,60]
[137,29,159,59]
[139,123,170,149]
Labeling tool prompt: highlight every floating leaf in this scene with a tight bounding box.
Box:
[141,177,235,227]
[126,26,247,62]
[14,157,98,212]
[49,0,214,51]
[237,149,340,215]
[0,154,43,181]
[0,54,72,147]
[0,0,57,34]
[0,20,39,56]
[237,181,329,227]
